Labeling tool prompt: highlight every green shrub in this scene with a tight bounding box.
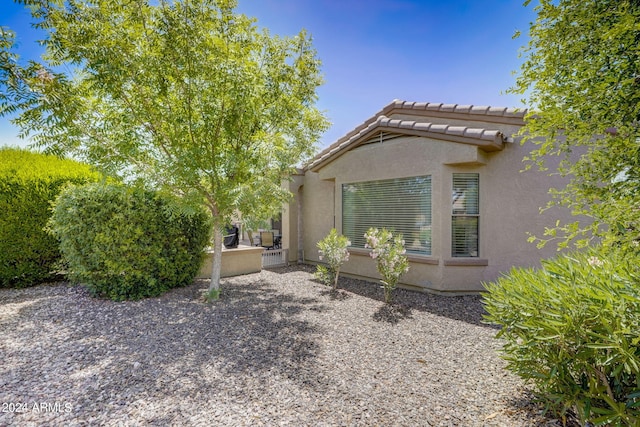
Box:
[483,247,640,426]
[315,228,350,289]
[364,227,409,304]
[49,182,211,300]
[0,147,100,288]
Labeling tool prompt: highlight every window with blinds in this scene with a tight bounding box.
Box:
[342,176,432,255]
[452,173,479,257]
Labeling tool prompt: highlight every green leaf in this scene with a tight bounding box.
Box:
[0,0,329,292]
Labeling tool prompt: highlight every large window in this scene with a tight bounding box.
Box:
[342,176,432,255]
[452,173,479,257]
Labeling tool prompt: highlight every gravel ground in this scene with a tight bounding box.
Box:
[0,265,561,426]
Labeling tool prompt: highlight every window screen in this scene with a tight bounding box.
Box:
[452,173,479,257]
[342,176,432,255]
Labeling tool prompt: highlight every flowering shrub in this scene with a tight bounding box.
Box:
[483,247,640,425]
[315,228,350,289]
[364,228,409,304]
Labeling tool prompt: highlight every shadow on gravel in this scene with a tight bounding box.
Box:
[318,288,352,301]
[372,303,413,324]
[171,279,326,384]
[0,277,330,422]
[268,264,493,328]
[0,271,552,426]
[505,394,567,427]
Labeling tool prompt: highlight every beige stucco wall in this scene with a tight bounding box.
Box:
[197,245,264,278]
[282,174,304,263]
[301,172,335,262]
[294,113,576,293]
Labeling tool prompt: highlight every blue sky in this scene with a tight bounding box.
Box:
[0,0,535,150]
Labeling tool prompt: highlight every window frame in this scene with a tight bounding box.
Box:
[451,173,480,258]
[341,175,432,256]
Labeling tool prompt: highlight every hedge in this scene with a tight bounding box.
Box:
[0,147,100,287]
[49,182,211,300]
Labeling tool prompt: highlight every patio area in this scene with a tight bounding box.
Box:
[0,265,561,426]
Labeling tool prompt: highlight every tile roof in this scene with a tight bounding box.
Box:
[306,100,527,172]
[392,100,526,119]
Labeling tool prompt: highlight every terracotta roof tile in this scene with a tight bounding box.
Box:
[425,102,443,111]
[413,122,431,131]
[480,130,501,140]
[462,128,485,139]
[429,124,448,134]
[440,104,457,113]
[453,105,473,114]
[398,121,415,130]
[487,106,508,116]
[446,126,467,136]
[469,105,490,115]
[306,100,526,171]
[505,107,526,117]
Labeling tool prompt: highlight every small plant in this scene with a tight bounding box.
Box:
[483,247,640,426]
[315,228,350,289]
[364,228,409,304]
[205,288,220,302]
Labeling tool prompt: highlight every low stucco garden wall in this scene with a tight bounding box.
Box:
[197,245,264,278]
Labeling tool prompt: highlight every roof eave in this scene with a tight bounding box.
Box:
[307,125,504,173]
[384,100,526,126]
[305,99,525,173]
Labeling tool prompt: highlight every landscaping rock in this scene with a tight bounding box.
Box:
[0,266,561,426]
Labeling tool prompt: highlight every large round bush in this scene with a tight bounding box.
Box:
[483,247,640,426]
[49,183,211,300]
[0,147,100,288]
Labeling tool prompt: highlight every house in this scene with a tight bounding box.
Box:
[281,100,574,293]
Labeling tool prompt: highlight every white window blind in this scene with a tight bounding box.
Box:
[452,173,479,257]
[342,176,432,255]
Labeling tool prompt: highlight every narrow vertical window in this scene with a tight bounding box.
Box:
[452,173,479,257]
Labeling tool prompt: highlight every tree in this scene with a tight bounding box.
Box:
[510,0,640,251]
[0,0,329,299]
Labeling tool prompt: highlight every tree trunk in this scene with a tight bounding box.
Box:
[208,225,223,299]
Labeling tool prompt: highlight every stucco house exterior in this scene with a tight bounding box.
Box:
[280,100,574,293]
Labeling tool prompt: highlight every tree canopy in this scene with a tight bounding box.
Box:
[511,0,640,250]
[0,0,329,297]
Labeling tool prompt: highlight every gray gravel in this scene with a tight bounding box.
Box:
[0,265,561,426]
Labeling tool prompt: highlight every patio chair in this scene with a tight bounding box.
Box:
[260,231,275,249]
[223,225,239,249]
